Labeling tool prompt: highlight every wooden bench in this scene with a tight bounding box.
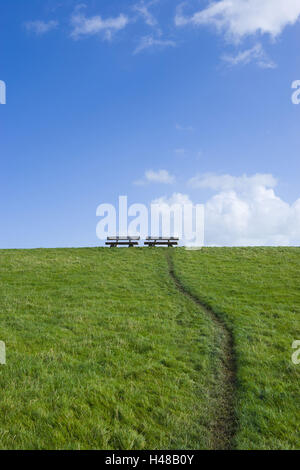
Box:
[144,237,179,247]
[105,236,140,248]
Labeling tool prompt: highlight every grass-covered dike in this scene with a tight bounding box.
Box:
[0,247,299,450]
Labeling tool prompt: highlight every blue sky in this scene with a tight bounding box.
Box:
[1,0,300,247]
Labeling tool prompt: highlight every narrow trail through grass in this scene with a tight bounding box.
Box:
[166,251,237,450]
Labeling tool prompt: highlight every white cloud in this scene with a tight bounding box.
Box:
[175,0,300,42]
[203,174,300,246]
[70,9,129,40]
[134,35,176,54]
[222,43,276,68]
[25,20,58,35]
[174,148,187,155]
[134,1,158,27]
[188,172,277,191]
[175,123,194,131]
[155,173,300,246]
[152,192,193,206]
[134,169,176,185]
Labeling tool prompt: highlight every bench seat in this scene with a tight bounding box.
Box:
[144,237,179,247]
[106,236,140,248]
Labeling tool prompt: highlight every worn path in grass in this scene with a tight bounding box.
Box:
[166,251,237,450]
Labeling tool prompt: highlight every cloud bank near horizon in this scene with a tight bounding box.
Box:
[152,173,300,246]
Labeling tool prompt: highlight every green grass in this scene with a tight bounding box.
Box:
[173,247,300,450]
[0,247,299,449]
[0,248,220,450]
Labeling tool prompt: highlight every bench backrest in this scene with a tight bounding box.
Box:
[146,237,179,241]
[107,236,140,241]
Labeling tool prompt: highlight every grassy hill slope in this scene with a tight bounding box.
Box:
[173,247,300,450]
[0,247,299,449]
[0,248,219,450]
